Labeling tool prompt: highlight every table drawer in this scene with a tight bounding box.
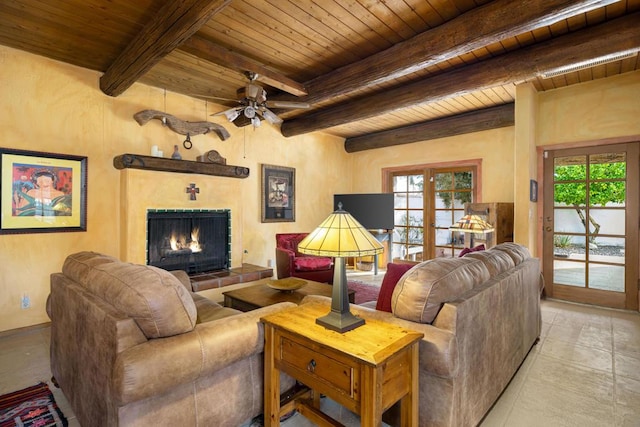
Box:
[280,336,356,398]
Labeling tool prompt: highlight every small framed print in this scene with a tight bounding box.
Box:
[261,164,295,222]
[0,147,87,234]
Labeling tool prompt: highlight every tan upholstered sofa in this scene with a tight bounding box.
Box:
[47,252,295,427]
[304,242,541,427]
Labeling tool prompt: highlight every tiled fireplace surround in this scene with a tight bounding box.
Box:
[145,209,272,291]
[118,170,273,293]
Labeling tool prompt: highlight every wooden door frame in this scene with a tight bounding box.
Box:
[382,159,482,261]
[538,139,639,310]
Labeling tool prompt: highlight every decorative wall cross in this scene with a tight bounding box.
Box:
[186,183,200,200]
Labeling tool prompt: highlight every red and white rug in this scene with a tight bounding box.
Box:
[0,382,67,427]
[347,280,380,304]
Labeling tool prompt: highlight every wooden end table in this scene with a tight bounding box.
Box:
[222,278,355,312]
[261,302,423,426]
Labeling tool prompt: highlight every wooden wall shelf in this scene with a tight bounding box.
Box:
[113,154,250,179]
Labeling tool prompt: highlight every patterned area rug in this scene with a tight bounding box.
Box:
[0,382,67,427]
[348,280,380,304]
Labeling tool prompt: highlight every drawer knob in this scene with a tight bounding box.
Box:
[307,359,316,373]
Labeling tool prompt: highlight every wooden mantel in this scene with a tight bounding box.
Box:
[113,154,250,178]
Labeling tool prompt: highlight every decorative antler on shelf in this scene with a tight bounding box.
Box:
[133,109,230,141]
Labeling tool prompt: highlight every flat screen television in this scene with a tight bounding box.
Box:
[333,193,394,230]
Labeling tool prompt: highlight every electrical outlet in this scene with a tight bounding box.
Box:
[21,294,30,309]
[267,259,273,267]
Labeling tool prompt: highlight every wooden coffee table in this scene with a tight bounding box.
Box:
[223,278,355,312]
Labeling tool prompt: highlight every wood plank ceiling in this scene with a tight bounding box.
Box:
[0,0,638,151]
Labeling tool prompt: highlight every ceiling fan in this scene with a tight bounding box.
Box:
[208,73,310,128]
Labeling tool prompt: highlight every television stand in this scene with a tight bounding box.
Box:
[350,229,392,275]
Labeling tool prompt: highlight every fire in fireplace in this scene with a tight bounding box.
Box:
[147,209,231,274]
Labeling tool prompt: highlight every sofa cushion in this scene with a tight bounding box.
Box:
[376,263,414,312]
[464,248,515,277]
[63,252,197,338]
[492,242,531,265]
[295,256,332,271]
[59,251,119,283]
[391,257,490,323]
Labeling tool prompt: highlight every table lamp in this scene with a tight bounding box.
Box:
[449,214,494,247]
[449,214,494,233]
[297,203,383,333]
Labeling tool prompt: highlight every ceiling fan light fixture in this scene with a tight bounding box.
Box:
[261,108,282,124]
[245,83,262,100]
[251,116,261,127]
[224,109,240,122]
[244,106,256,119]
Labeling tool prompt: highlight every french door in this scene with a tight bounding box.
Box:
[387,165,477,262]
[542,143,638,310]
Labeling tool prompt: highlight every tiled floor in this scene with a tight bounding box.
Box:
[2,271,639,426]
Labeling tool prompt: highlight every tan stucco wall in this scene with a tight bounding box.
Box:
[537,70,640,146]
[0,46,349,332]
[349,126,516,203]
[514,83,539,253]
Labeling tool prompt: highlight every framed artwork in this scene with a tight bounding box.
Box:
[529,179,538,202]
[261,164,295,222]
[0,147,87,234]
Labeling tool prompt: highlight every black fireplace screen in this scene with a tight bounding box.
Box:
[147,209,231,274]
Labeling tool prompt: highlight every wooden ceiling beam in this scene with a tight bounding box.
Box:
[344,104,515,153]
[281,13,640,137]
[180,35,307,96]
[276,0,619,105]
[100,0,232,97]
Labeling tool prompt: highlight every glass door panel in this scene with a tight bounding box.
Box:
[392,173,425,262]
[389,166,476,261]
[543,144,638,310]
[434,170,472,258]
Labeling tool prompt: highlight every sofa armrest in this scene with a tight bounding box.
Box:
[169,270,193,292]
[112,302,296,405]
[276,247,295,279]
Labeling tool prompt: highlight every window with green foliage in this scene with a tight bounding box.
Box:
[554,153,626,243]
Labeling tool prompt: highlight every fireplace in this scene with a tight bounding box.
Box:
[147,209,231,274]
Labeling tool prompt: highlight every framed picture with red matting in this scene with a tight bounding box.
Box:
[261,164,295,223]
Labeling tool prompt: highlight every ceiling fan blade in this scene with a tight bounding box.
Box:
[195,94,242,104]
[259,108,283,125]
[211,107,238,116]
[264,100,310,109]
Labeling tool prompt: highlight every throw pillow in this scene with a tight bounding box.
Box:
[376,263,414,312]
[459,243,486,257]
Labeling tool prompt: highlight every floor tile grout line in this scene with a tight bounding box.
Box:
[500,340,543,426]
[610,315,619,422]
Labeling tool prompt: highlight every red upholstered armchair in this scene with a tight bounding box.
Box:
[275,233,334,284]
